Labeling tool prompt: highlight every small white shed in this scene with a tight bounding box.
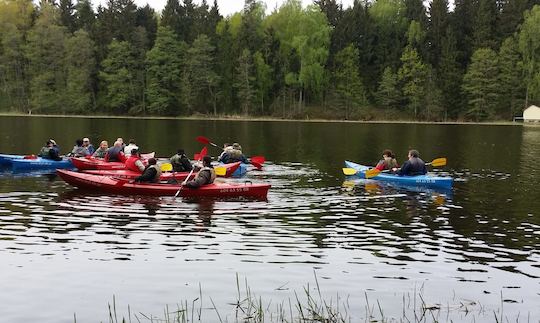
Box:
[524,105,540,122]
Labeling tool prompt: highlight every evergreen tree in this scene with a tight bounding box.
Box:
[398,45,429,118]
[376,67,401,110]
[498,37,524,119]
[253,51,273,114]
[59,0,76,32]
[452,0,475,67]
[145,26,185,115]
[99,40,138,113]
[462,48,500,120]
[332,44,366,119]
[427,0,448,66]
[161,0,183,37]
[238,0,264,53]
[518,5,540,107]
[235,49,256,115]
[473,0,498,49]
[215,20,235,113]
[25,3,68,113]
[75,0,96,33]
[438,26,464,119]
[65,29,96,112]
[136,5,158,46]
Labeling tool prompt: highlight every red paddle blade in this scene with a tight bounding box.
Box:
[251,161,263,170]
[199,146,208,159]
[251,156,265,164]
[194,153,200,160]
[196,136,211,145]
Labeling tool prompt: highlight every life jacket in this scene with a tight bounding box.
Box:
[125,156,143,173]
[39,147,51,158]
[377,158,399,170]
[199,166,216,184]
[147,164,162,183]
[227,149,243,162]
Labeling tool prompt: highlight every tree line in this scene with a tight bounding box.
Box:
[1,0,540,121]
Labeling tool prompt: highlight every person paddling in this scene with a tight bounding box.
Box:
[183,156,216,188]
[92,141,108,158]
[38,139,62,161]
[170,149,192,172]
[375,149,399,171]
[83,137,95,155]
[125,149,145,173]
[105,140,126,162]
[69,139,90,157]
[393,149,427,176]
[134,158,161,183]
[219,142,248,164]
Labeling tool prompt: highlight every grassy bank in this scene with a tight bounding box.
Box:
[0,112,524,126]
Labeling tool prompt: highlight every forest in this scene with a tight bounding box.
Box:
[1,0,540,121]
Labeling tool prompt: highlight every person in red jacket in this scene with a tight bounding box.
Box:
[125,149,145,173]
[375,149,399,171]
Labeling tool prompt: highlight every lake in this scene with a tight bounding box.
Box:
[0,116,539,322]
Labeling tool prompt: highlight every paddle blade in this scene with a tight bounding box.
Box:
[215,166,227,176]
[196,136,211,145]
[430,157,447,167]
[194,153,200,160]
[342,168,358,176]
[199,146,208,159]
[251,160,263,170]
[251,156,265,164]
[160,163,173,172]
[365,168,381,179]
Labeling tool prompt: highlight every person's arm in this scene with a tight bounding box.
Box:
[184,170,210,188]
[135,167,157,182]
[397,161,410,176]
[135,160,145,172]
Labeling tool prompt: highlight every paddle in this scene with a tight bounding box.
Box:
[196,136,266,170]
[175,146,207,198]
[160,163,173,172]
[364,157,447,179]
[214,166,227,176]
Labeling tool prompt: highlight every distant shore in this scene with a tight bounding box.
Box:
[0,112,529,126]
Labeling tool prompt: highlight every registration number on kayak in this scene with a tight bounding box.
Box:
[219,187,250,193]
[415,179,436,184]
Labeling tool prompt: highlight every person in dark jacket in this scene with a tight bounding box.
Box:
[105,141,126,162]
[69,139,90,157]
[38,139,62,161]
[183,156,216,188]
[394,149,427,176]
[170,149,193,172]
[134,158,161,183]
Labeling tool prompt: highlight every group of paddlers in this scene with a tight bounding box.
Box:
[375,149,427,176]
[37,137,249,189]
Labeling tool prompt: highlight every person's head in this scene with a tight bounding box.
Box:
[232,143,241,150]
[177,149,185,155]
[76,139,83,147]
[83,138,90,146]
[116,138,124,144]
[147,157,157,165]
[100,140,108,149]
[382,149,394,159]
[408,149,420,159]
[131,148,139,156]
[114,140,122,147]
[202,156,212,167]
[47,139,56,147]
[128,139,136,145]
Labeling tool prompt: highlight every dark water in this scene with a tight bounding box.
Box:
[0,116,539,322]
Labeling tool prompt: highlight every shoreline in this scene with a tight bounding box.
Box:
[0,112,530,126]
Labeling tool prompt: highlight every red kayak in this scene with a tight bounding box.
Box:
[71,153,155,170]
[82,162,241,180]
[57,169,270,199]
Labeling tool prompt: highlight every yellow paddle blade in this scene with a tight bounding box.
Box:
[215,166,227,176]
[160,163,173,172]
[342,168,358,176]
[365,168,381,179]
[430,157,447,167]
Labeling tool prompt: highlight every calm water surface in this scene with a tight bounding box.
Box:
[0,116,539,322]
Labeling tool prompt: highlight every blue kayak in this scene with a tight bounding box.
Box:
[0,154,25,167]
[221,162,248,177]
[344,160,453,189]
[11,157,74,171]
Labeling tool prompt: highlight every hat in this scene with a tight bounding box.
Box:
[48,139,57,145]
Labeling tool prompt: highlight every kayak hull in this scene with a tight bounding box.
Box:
[221,162,248,177]
[344,160,453,189]
[11,157,74,171]
[83,169,195,181]
[57,169,270,198]
[0,154,24,166]
[71,157,126,170]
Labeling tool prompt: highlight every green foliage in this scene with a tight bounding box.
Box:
[235,49,256,115]
[332,44,366,119]
[398,45,429,118]
[498,37,524,118]
[462,48,500,120]
[376,67,401,110]
[519,5,540,106]
[65,29,96,113]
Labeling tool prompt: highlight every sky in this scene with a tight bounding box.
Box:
[97,0,355,16]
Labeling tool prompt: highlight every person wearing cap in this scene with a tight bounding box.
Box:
[38,139,62,161]
[123,139,138,157]
[219,142,248,164]
[134,158,161,183]
[105,141,126,162]
[393,149,427,176]
[92,141,109,158]
[125,149,145,173]
[170,149,192,172]
[69,139,90,157]
[183,156,216,188]
[83,138,95,155]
